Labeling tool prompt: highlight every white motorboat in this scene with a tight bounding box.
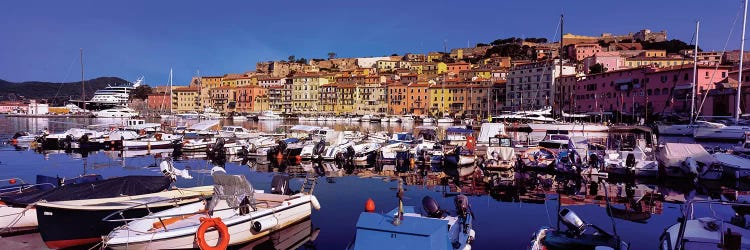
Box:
[380,116,390,123]
[232,115,248,121]
[694,123,750,141]
[218,126,260,139]
[182,137,216,152]
[388,116,401,123]
[422,117,435,123]
[360,115,372,122]
[526,123,609,133]
[122,133,182,150]
[257,110,284,120]
[401,115,415,123]
[353,142,381,164]
[714,153,750,179]
[345,116,361,123]
[93,107,139,118]
[103,171,320,250]
[437,117,454,124]
[660,199,750,250]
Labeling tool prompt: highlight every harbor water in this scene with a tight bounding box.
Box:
[0,116,743,249]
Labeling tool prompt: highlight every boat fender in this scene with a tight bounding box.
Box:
[251,216,279,233]
[461,245,471,250]
[195,217,229,250]
[311,196,321,210]
[469,229,476,241]
[365,198,375,212]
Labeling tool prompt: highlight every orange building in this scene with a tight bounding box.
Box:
[446,62,471,74]
[387,81,408,115]
[406,81,430,115]
[236,85,268,113]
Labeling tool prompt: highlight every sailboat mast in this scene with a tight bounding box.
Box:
[691,21,699,125]
[559,14,564,121]
[738,0,748,124]
[169,68,173,115]
[81,48,86,111]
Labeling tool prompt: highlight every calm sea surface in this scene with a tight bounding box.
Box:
[0,116,742,249]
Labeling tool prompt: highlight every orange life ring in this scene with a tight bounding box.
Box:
[195,217,230,250]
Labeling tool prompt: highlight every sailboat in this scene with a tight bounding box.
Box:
[657,22,716,136]
[693,11,750,141]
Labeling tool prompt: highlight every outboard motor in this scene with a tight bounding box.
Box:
[684,157,699,175]
[559,208,586,236]
[313,139,326,158]
[588,153,600,168]
[454,194,470,218]
[278,139,288,152]
[422,196,444,218]
[270,174,292,195]
[625,153,636,169]
[212,138,225,153]
[453,146,463,156]
[239,145,248,157]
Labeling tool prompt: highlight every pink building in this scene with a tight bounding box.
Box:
[582,52,626,73]
[566,43,601,62]
[703,67,750,117]
[560,64,729,117]
[147,93,172,111]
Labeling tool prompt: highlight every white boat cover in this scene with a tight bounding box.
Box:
[486,146,514,161]
[290,125,322,132]
[478,123,505,144]
[188,120,220,131]
[658,143,716,167]
[713,153,750,169]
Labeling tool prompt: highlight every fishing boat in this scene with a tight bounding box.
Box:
[35,186,214,249]
[103,170,320,249]
[353,142,381,165]
[483,135,516,183]
[349,180,474,250]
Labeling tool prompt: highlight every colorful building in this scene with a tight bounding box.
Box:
[406,81,430,115]
[147,93,171,112]
[236,85,267,113]
[319,83,337,114]
[209,86,236,114]
[336,83,357,114]
[172,87,201,113]
[291,74,327,114]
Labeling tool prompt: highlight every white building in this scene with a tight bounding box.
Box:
[28,100,49,115]
[356,57,391,68]
[506,60,575,111]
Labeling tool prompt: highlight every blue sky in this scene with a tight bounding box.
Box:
[0,0,746,86]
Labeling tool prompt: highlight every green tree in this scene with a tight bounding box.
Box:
[130,85,152,100]
[297,58,308,64]
[589,63,607,74]
[288,55,296,62]
[328,52,336,59]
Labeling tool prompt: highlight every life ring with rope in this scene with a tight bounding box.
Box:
[195,217,229,250]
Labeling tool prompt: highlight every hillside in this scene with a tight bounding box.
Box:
[0,77,130,105]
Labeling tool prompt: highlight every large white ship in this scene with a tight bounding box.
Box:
[71,77,142,110]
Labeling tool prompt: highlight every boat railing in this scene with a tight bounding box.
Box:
[674,199,750,250]
[0,182,56,195]
[101,194,272,228]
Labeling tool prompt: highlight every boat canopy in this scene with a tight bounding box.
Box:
[0,175,171,206]
[290,125,322,132]
[657,143,716,167]
[478,123,505,144]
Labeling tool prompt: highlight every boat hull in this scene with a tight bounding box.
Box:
[694,126,749,140]
[0,205,38,235]
[105,195,314,250]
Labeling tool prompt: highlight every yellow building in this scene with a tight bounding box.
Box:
[436,62,448,74]
[190,76,223,109]
[235,75,257,87]
[428,81,454,116]
[292,74,327,114]
[427,52,443,62]
[643,50,667,57]
[409,64,424,75]
[319,83,337,114]
[172,87,201,113]
[336,83,356,115]
[209,86,236,114]
[376,60,399,72]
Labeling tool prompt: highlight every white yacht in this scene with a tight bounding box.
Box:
[82,77,142,109]
[693,122,750,141]
[257,110,284,120]
[93,107,139,118]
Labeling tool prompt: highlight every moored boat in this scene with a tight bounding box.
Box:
[35,186,214,249]
[103,170,320,249]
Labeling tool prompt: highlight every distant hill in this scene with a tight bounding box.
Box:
[0,77,130,105]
